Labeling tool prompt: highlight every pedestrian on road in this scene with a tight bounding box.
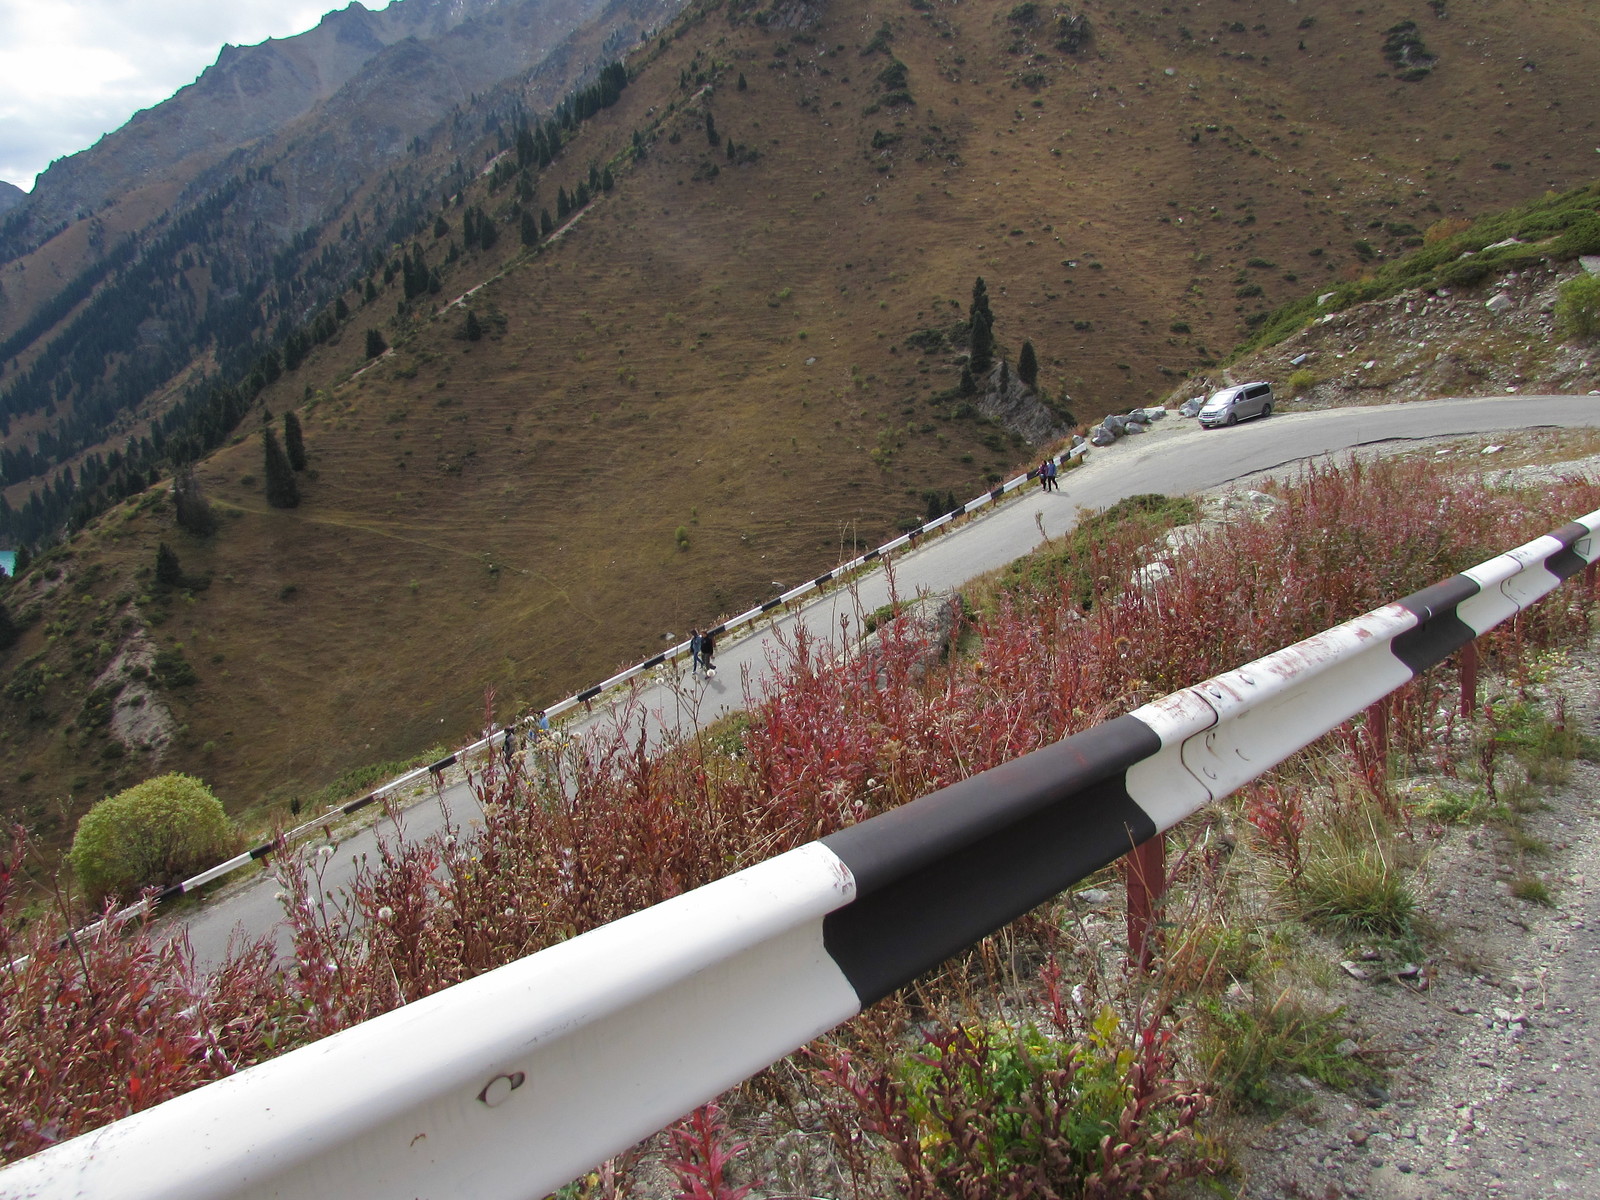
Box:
[689,628,704,675]
[1045,456,1059,492]
[502,722,520,772]
[1038,460,1051,491]
[701,628,717,677]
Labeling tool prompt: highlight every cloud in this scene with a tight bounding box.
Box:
[0,0,381,191]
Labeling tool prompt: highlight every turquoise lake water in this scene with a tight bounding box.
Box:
[0,551,14,576]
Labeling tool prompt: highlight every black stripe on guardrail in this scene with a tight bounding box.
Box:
[814,572,833,587]
[708,623,728,636]
[248,841,275,860]
[990,487,1004,502]
[762,598,783,612]
[1545,521,1593,580]
[820,714,1162,1006]
[429,754,458,772]
[643,652,667,669]
[1390,574,1481,674]
[864,548,881,561]
[152,884,185,905]
[947,507,964,522]
[576,686,602,703]
[344,795,376,815]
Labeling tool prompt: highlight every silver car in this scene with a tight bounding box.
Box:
[1198,381,1274,428]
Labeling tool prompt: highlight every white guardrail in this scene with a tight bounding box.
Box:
[76,441,1090,934]
[3,509,1594,1198]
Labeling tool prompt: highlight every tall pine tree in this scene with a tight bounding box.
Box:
[262,428,300,509]
[968,277,995,376]
[284,411,307,471]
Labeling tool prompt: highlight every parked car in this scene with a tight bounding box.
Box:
[1198,381,1274,428]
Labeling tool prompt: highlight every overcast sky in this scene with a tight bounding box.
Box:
[0,0,396,192]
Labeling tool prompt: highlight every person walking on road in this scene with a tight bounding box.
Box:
[1045,456,1059,492]
[689,628,704,676]
[701,627,718,678]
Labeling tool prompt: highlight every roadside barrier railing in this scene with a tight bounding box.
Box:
[75,440,1089,931]
[6,508,1593,1200]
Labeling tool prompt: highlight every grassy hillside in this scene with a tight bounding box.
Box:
[3,0,1600,850]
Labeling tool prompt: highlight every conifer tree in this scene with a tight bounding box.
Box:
[705,110,718,146]
[1018,340,1038,388]
[540,209,554,235]
[737,72,748,91]
[284,411,307,471]
[557,187,571,220]
[171,465,217,536]
[969,308,994,376]
[601,166,615,192]
[155,542,184,589]
[726,136,736,161]
[262,429,300,509]
[365,328,388,358]
[968,276,995,375]
[0,594,15,651]
[521,210,539,246]
[464,310,483,342]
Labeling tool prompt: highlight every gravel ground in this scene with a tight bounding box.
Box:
[1214,640,1600,1200]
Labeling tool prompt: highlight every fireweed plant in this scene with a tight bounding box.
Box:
[1,456,1597,1190]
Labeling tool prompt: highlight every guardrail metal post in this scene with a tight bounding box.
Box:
[1368,695,1388,763]
[1125,834,1166,973]
[1459,638,1478,718]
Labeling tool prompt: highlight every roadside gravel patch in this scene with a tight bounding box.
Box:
[1210,641,1600,1199]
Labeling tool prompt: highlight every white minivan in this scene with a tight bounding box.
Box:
[1198,381,1274,428]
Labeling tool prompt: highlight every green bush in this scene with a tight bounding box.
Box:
[70,773,236,905]
[1555,273,1600,340]
[1436,257,1491,289]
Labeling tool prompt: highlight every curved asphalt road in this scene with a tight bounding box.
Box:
[175,392,1600,966]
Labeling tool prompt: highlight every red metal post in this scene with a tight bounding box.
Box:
[1459,638,1478,718]
[1125,834,1167,973]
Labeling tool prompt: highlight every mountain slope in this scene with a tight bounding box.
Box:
[2,0,1600,851]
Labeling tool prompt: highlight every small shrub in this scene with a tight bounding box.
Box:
[1292,807,1415,938]
[1555,273,1600,340]
[69,773,236,904]
[1436,257,1491,289]
[1510,875,1554,906]
[1286,368,1316,393]
[1197,989,1369,1110]
[153,647,198,688]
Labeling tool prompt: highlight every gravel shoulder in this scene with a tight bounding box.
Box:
[1207,625,1600,1200]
